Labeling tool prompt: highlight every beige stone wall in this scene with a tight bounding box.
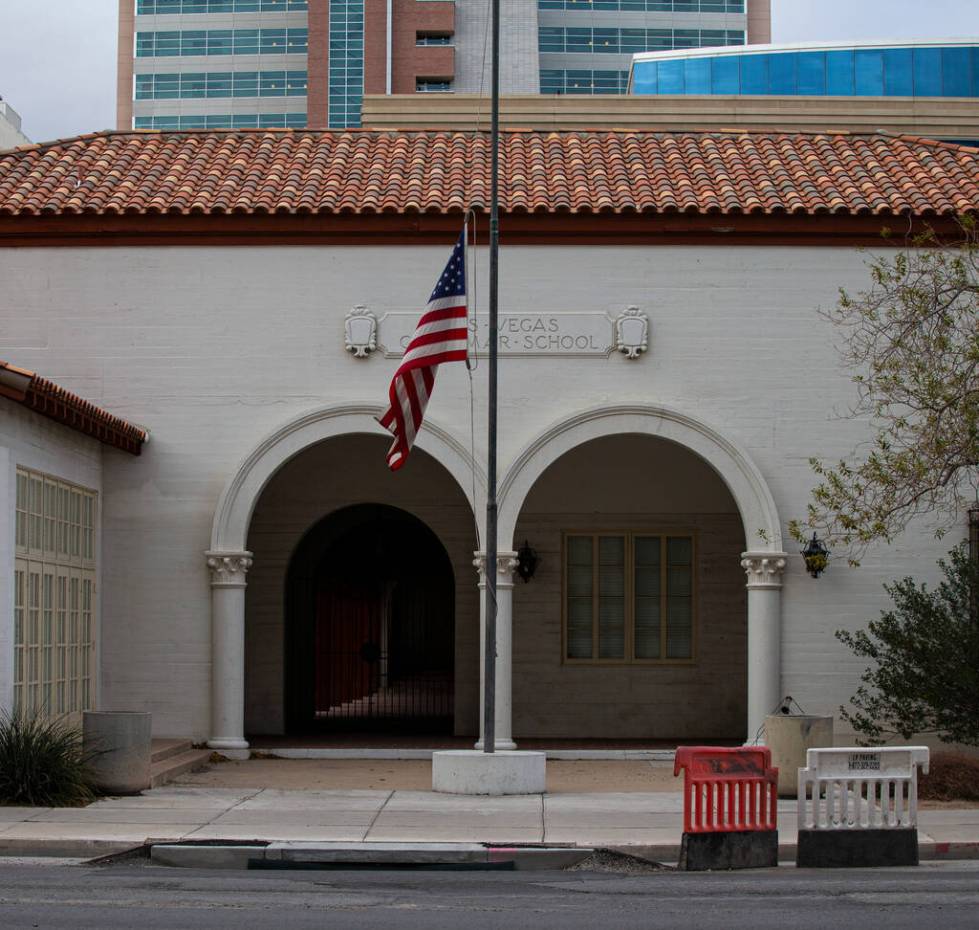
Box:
[361,93,979,139]
[244,434,479,736]
[512,435,747,740]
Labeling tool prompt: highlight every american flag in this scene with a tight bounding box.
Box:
[378,229,469,471]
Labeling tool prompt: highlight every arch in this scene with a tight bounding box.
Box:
[210,403,484,553]
[284,503,456,735]
[498,404,782,552]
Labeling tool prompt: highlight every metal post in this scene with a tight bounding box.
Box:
[482,0,501,755]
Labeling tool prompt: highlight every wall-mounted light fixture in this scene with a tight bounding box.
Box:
[516,540,539,583]
[801,534,829,579]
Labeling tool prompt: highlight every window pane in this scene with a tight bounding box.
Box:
[711,56,740,94]
[942,47,970,96]
[658,60,684,93]
[666,597,693,658]
[741,54,769,94]
[567,599,593,658]
[632,61,656,94]
[884,48,914,96]
[666,536,693,658]
[912,47,941,96]
[598,536,625,658]
[769,52,796,94]
[797,52,826,95]
[634,536,661,658]
[684,58,710,94]
[667,536,692,563]
[826,50,854,95]
[855,49,884,95]
[566,537,593,659]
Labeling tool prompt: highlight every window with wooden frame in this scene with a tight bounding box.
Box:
[563,532,695,663]
[14,467,97,719]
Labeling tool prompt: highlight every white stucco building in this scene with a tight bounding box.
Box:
[0,128,976,753]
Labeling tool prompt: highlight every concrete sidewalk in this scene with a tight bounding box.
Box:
[1,784,978,862]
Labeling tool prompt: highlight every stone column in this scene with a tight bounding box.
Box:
[473,550,519,751]
[205,551,253,759]
[741,551,788,745]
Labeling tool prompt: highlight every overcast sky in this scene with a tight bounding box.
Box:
[0,0,975,142]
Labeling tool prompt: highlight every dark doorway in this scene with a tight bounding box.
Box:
[285,504,455,735]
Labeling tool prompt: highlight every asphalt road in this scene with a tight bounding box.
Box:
[0,859,978,930]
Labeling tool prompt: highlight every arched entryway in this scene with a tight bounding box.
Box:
[205,404,481,755]
[483,404,787,748]
[285,504,455,734]
[510,433,747,740]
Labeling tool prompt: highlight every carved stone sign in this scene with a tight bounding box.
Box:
[343,308,650,360]
[379,311,610,358]
[374,310,648,359]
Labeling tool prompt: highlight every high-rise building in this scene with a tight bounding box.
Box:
[0,97,30,149]
[117,0,770,130]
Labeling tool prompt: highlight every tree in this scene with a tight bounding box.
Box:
[790,218,979,564]
[836,545,979,746]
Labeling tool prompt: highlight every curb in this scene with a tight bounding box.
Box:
[1,837,976,866]
[149,842,596,871]
[921,842,979,861]
[256,749,677,762]
[0,838,141,859]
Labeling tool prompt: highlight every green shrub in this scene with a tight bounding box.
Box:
[0,712,96,807]
[836,545,979,746]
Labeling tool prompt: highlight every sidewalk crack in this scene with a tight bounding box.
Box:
[363,790,394,842]
[181,787,265,838]
[205,786,263,822]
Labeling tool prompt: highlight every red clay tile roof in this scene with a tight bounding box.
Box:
[0,129,976,218]
[0,360,148,456]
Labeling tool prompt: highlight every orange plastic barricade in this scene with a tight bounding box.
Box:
[674,746,779,834]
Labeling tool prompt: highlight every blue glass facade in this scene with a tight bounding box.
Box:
[134,113,307,129]
[540,27,744,56]
[541,69,630,94]
[327,0,364,128]
[136,0,306,12]
[135,71,308,99]
[539,0,744,10]
[136,29,309,57]
[631,45,979,97]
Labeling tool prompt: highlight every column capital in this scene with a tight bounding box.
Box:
[205,550,253,588]
[473,550,519,585]
[741,551,788,589]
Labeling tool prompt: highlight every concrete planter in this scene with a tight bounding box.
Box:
[764,714,833,797]
[82,712,152,795]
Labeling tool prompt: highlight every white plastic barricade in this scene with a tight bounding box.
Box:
[798,746,930,830]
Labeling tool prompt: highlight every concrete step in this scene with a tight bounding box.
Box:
[150,748,212,788]
[151,739,193,765]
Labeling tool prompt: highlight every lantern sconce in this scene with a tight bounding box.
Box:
[516,540,539,583]
[801,533,830,579]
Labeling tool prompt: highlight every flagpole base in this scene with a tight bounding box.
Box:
[432,750,546,795]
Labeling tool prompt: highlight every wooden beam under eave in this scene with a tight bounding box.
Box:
[0,210,968,248]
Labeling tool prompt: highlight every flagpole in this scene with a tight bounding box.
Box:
[482,0,501,755]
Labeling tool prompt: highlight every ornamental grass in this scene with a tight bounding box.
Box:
[0,712,96,807]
